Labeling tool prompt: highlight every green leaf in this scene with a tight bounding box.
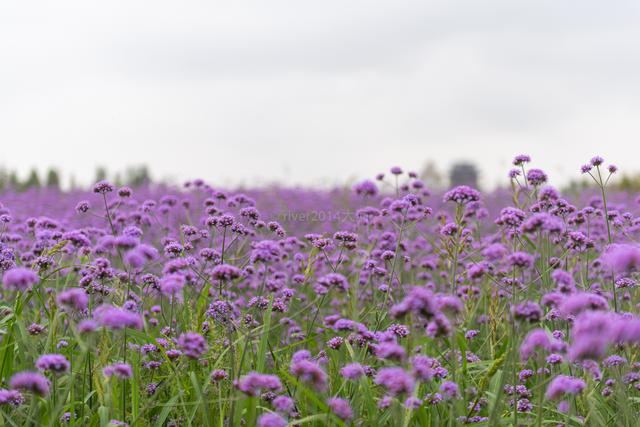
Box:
[154,395,180,427]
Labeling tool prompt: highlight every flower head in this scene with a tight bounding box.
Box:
[103,363,133,379]
[10,371,50,396]
[177,332,208,359]
[236,372,282,396]
[545,375,586,400]
[328,397,353,420]
[374,367,415,396]
[2,267,38,292]
[443,186,481,205]
[56,288,88,311]
[93,305,143,330]
[36,354,70,374]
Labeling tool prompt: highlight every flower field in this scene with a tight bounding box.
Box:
[0,155,639,426]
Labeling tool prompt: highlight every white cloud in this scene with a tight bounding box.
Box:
[1,0,639,189]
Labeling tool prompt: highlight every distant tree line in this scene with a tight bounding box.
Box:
[0,166,152,192]
[563,172,640,195]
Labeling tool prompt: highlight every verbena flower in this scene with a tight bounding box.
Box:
[10,372,50,396]
[601,244,640,273]
[257,413,287,427]
[439,381,460,400]
[56,288,88,311]
[93,305,143,330]
[0,389,24,406]
[289,360,327,391]
[236,372,282,396]
[340,363,366,380]
[177,332,208,359]
[526,169,547,186]
[92,180,115,194]
[374,367,414,396]
[520,329,565,362]
[443,186,481,205]
[2,267,38,291]
[545,375,586,400]
[103,363,133,379]
[36,354,70,374]
[327,397,353,420]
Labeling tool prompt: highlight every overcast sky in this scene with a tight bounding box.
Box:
[2,0,640,189]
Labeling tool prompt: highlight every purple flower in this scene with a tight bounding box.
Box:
[236,372,282,396]
[291,350,312,363]
[75,201,91,213]
[374,367,415,396]
[601,244,640,273]
[124,245,157,268]
[391,286,438,319]
[374,342,406,361]
[513,154,531,165]
[272,395,294,413]
[93,305,143,330]
[159,274,185,298]
[426,312,452,338]
[290,360,327,391]
[327,336,344,350]
[353,180,379,197]
[520,329,565,362]
[443,186,481,205]
[77,319,98,333]
[177,332,208,359]
[411,355,435,381]
[211,264,242,281]
[526,169,547,186]
[545,375,586,399]
[496,207,526,229]
[580,164,592,174]
[10,371,50,396]
[123,250,143,269]
[2,267,38,291]
[439,381,460,400]
[568,311,620,361]
[0,389,24,406]
[56,288,88,311]
[614,316,640,345]
[317,273,349,292]
[546,354,564,365]
[92,180,114,194]
[36,354,70,374]
[603,355,626,368]
[327,397,353,420]
[257,413,287,427]
[340,363,366,380]
[511,301,543,323]
[250,240,283,263]
[103,363,133,379]
[507,252,534,269]
[482,243,507,261]
[559,292,608,318]
[118,187,132,198]
[210,369,228,382]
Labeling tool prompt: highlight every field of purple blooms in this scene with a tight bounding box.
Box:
[0,155,639,426]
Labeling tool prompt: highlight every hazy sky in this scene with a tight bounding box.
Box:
[2,0,640,189]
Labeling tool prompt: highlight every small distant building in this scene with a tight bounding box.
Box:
[449,162,478,188]
[420,160,444,190]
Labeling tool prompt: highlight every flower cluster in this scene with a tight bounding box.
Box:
[0,156,638,425]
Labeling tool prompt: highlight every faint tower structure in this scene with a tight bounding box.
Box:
[449,162,478,188]
[420,160,444,190]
